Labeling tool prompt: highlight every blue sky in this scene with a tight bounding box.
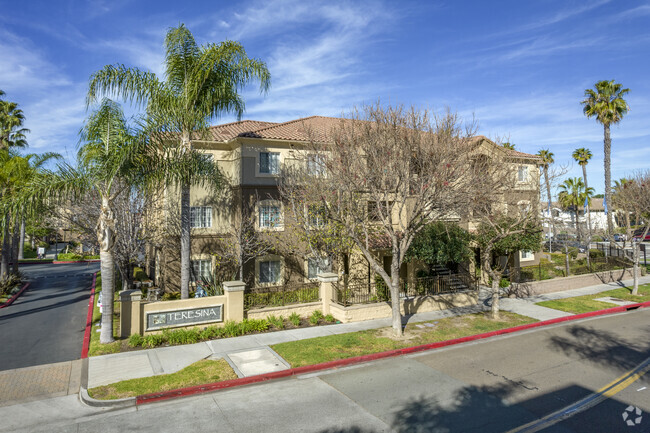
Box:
[1,0,649,197]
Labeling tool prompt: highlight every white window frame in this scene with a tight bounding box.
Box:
[258,151,280,176]
[257,200,283,231]
[306,153,326,177]
[517,165,529,183]
[520,250,534,261]
[255,255,284,286]
[191,258,212,282]
[190,206,212,228]
[306,204,327,228]
[306,256,332,280]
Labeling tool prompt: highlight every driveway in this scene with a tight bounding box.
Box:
[0,263,99,371]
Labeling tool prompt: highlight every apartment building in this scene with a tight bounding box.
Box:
[150,116,542,291]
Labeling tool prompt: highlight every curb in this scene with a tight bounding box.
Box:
[0,283,30,309]
[53,259,100,264]
[79,386,136,408]
[132,300,650,406]
[81,272,98,359]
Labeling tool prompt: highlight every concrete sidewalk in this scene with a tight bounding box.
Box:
[86,275,650,390]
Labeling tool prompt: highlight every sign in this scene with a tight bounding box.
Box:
[37,247,45,256]
[146,305,223,331]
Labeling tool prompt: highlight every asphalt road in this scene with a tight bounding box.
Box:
[2,303,649,432]
[0,263,99,371]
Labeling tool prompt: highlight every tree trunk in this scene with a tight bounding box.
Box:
[1,214,10,280]
[490,273,500,320]
[564,244,570,277]
[99,249,116,344]
[390,253,403,337]
[18,216,25,260]
[544,166,554,253]
[603,124,614,237]
[97,196,117,344]
[582,164,591,268]
[632,241,639,296]
[11,215,20,274]
[180,183,191,298]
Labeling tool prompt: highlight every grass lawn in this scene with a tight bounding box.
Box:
[272,311,537,367]
[88,274,124,356]
[536,283,650,314]
[88,358,237,400]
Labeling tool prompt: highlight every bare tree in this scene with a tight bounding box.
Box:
[281,104,481,337]
[612,171,650,295]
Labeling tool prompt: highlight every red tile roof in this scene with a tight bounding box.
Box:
[207,117,542,160]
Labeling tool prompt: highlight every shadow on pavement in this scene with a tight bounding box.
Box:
[0,293,90,321]
[548,323,650,373]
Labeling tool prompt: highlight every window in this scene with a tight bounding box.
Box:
[200,153,214,163]
[260,152,280,174]
[190,206,212,228]
[306,154,326,177]
[307,256,331,279]
[307,204,327,227]
[191,259,211,281]
[259,260,281,284]
[259,204,282,229]
[521,250,534,261]
[518,165,528,182]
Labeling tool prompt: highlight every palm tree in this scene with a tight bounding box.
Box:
[87,24,270,298]
[537,149,555,249]
[0,93,29,150]
[572,147,593,262]
[502,142,515,150]
[558,177,594,241]
[581,80,629,238]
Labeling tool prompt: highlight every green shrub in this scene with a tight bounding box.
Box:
[56,253,83,260]
[266,315,285,329]
[568,247,579,260]
[289,312,301,326]
[309,310,323,325]
[128,334,144,347]
[133,267,148,281]
[38,241,49,248]
[375,276,390,301]
[142,333,166,348]
[164,328,200,345]
[161,292,181,301]
[199,326,223,340]
[240,319,269,333]
[324,314,335,323]
[0,274,22,296]
[589,249,605,258]
[223,321,243,338]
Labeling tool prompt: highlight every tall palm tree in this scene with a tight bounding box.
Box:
[572,147,593,263]
[87,24,270,298]
[558,177,594,241]
[581,80,629,237]
[502,142,515,150]
[537,149,555,250]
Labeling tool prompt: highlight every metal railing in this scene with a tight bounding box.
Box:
[244,282,320,310]
[332,272,477,307]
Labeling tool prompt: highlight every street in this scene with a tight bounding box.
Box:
[0,305,648,432]
[0,263,99,371]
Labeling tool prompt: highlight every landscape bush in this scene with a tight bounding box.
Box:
[589,249,605,258]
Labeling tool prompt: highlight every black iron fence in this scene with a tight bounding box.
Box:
[332,273,477,307]
[244,282,320,310]
[595,242,647,264]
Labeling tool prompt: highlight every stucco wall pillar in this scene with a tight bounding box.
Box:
[223,281,245,322]
[318,272,338,315]
[119,289,142,337]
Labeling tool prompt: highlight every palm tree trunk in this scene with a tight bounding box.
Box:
[1,214,10,280]
[99,248,116,344]
[180,183,191,298]
[544,166,553,253]
[18,216,25,260]
[582,165,591,267]
[97,196,117,344]
[11,215,20,274]
[603,124,614,237]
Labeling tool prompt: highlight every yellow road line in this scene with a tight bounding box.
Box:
[507,356,650,433]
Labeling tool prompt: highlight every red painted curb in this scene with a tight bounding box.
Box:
[81,273,98,359]
[53,259,100,264]
[135,300,650,406]
[0,283,30,309]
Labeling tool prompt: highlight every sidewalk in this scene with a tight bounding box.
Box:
[87,275,650,389]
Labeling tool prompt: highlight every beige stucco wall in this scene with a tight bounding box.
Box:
[520,267,644,296]
[329,291,478,323]
[246,301,322,320]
